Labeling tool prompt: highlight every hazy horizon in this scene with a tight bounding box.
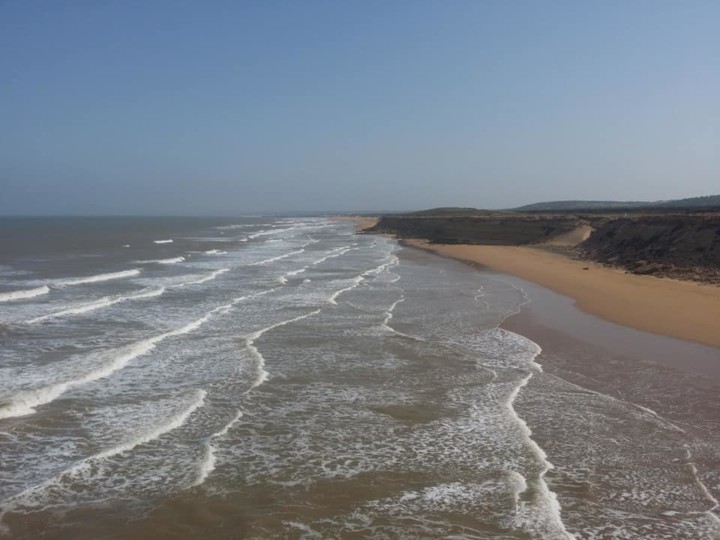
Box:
[2,1,718,216]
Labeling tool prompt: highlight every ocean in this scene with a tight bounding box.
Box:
[0,217,718,539]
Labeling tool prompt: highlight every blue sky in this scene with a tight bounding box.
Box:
[1,1,718,215]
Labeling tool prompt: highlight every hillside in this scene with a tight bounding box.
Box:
[657,194,720,208]
[365,210,720,285]
[405,207,491,217]
[367,215,584,245]
[581,215,720,283]
[515,200,649,212]
[514,194,720,212]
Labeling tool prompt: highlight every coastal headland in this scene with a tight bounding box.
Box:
[357,209,720,349]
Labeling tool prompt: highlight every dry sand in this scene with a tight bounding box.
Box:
[405,240,720,349]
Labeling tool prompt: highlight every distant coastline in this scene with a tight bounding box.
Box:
[352,214,720,349]
[330,215,379,231]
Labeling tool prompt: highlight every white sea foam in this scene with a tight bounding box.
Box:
[215,224,251,230]
[380,294,432,343]
[136,257,185,264]
[57,269,141,286]
[2,284,280,420]
[193,410,244,487]
[154,239,173,244]
[204,249,226,255]
[328,275,364,305]
[0,340,157,420]
[683,446,720,524]
[247,226,298,239]
[277,264,313,284]
[311,245,355,266]
[249,248,305,266]
[363,255,398,277]
[177,268,230,287]
[499,331,573,539]
[244,309,322,389]
[0,286,50,303]
[97,389,206,459]
[474,286,491,311]
[0,304,232,420]
[363,254,400,283]
[0,390,206,515]
[283,521,323,538]
[26,288,165,324]
[381,294,405,332]
[286,267,308,277]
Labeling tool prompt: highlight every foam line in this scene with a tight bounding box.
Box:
[3,286,278,420]
[247,226,298,239]
[328,275,364,305]
[362,255,399,277]
[177,268,230,287]
[311,245,355,266]
[136,257,185,264]
[0,301,239,420]
[500,332,572,538]
[0,390,206,516]
[26,288,165,324]
[97,390,206,459]
[683,446,720,524]
[248,248,305,266]
[203,249,226,255]
[285,267,308,277]
[381,294,405,332]
[277,264,313,284]
[380,294,432,343]
[154,239,173,244]
[244,309,322,389]
[0,286,50,303]
[57,269,141,286]
[192,410,243,487]
[214,224,251,230]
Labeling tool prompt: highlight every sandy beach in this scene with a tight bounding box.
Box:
[404,239,720,349]
[331,215,379,231]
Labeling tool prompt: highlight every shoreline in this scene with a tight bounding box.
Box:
[402,239,720,349]
[330,215,379,231]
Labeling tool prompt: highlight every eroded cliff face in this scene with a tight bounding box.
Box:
[368,216,581,245]
[367,213,720,284]
[580,215,720,284]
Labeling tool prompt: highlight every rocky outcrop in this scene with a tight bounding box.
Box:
[580,215,720,284]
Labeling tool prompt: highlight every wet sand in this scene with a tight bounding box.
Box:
[499,273,720,380]
[495,274,720,535]
[405,240,720,349]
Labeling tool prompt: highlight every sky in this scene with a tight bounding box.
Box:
[1,1,718,215]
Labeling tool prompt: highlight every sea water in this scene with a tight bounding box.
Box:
[0,217,718,539]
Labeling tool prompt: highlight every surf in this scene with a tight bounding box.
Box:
[136,257,185,264]
[26,288,165,324]
[57,269,141,286]
[1,306,228,420]
[0,390,207,517]
[0,286,50,303]
[244,309,322,389]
